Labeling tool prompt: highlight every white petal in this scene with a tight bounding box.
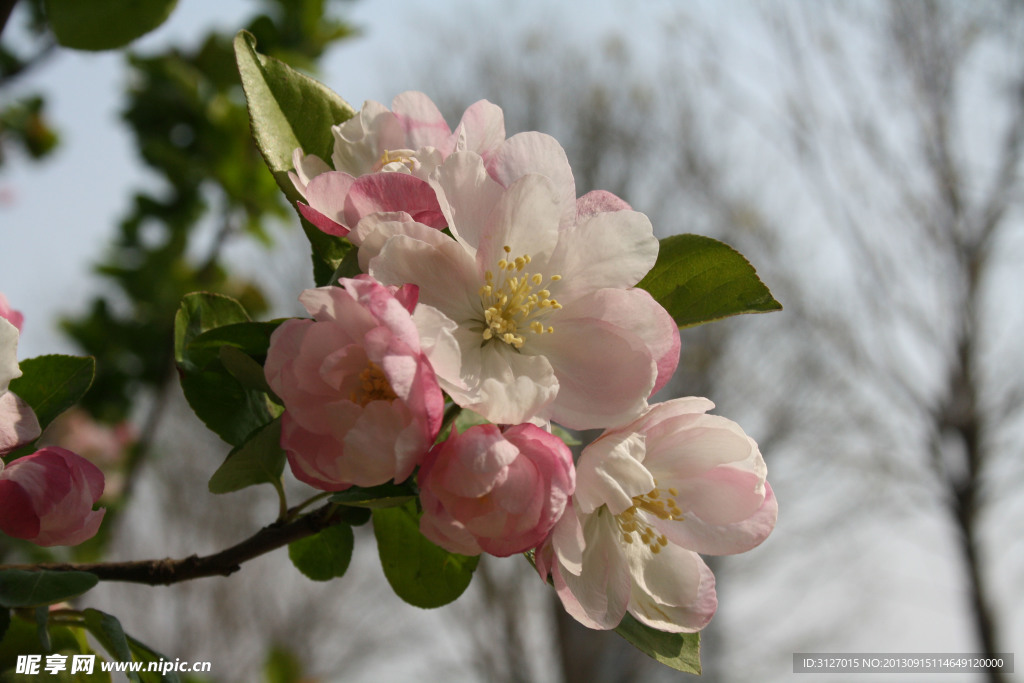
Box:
[486,132,576,230]
[549,209,658,304]
[477,173,562,273]
[575,431,652,515]
[627,543,717,633]
[468,343,558,425]
[0,318,21,391]
[370,234,481,324]
[431,151,504,255]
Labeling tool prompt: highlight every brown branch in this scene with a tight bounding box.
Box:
[0,503,359,586]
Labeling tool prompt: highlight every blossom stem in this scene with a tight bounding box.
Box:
[0,502,361,586]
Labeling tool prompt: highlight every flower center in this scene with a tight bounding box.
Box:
[478,245,562,349]
[377,148,418,172]
[617,484,684,554]
[349,362,398,406]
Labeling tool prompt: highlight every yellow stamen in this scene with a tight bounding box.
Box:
[349,362,398,406]
[478,245,562,349]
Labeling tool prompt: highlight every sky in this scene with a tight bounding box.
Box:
[2,1,1021,681]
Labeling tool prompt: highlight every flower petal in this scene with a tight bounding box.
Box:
[529,315,654,430]
[628,543,717,633]
[549,209,658,303]
[0,391,41,455]
[486,132,576,229]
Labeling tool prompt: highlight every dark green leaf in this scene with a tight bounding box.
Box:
[219,345,275,395]
[34,606,50,652]
[180,370,275,446]
[0,608,8,642]
[174,295,276,445]
[234,30,355,281]
[372,502,478,608]
[208,418,285,493]
[44,0,178,51]
[184,320,282,370]
[173,293,251,368]
[0,570,98,608]
[287,524,354,582]
[637,234,782,328]
[7,355,95,432]
[330,482,417,509]
[83,608,141,682]
[614,613,702,674]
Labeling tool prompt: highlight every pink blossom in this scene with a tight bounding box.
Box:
[264,277,444,491]
[538,398,777,633]
[0,447,106,547]
[290,92,504,237]
[367,140,679,429]
[1,315,40,455]
[418,422,575,557]
[0,293,24,332]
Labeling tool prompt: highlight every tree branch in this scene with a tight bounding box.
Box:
[0,503,361,586]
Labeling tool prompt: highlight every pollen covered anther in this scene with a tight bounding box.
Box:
[349,362,399,406]
[478,245,562,349]
[617,482,686,553]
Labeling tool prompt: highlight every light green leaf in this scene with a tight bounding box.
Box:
[7,355,95,433]
[373,502,478,608]
[234,30,355,282]
[637,234,782,328]
[44,0,178,51]
[614,613,702,674]
[288,524,354,582]
[0,570,98,608]
[208,418,285,494]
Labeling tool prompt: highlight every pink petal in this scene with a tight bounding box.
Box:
[344,173,446,229]
[576,190,631,220]
[453,99,506,158]
[391,91,453,151]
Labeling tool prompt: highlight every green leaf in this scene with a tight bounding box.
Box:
[637,234,782,328]
[208,418,285,494]
[372,502,478,608]
[83,608,141,683]
[329,482,417,509]
[7,355,95,432]
[551,423,582,446]
[173,292,252,368]
[234,30,355,282]
[219,345,275,395]
[0,570,98,608]
[125,633,182,683]
[174,295,276,445]
[614,613,702,674]
[287,524,354,582]
[44,0,178,51]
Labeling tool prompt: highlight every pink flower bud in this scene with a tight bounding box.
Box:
[0,447,106,547]
[419,423,575,557]
[265,277,444,490]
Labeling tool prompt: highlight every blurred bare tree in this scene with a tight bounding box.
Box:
[413,1,1024,681]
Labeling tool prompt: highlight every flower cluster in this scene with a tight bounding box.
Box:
[0,296,106,547]
[268,93,777,633]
